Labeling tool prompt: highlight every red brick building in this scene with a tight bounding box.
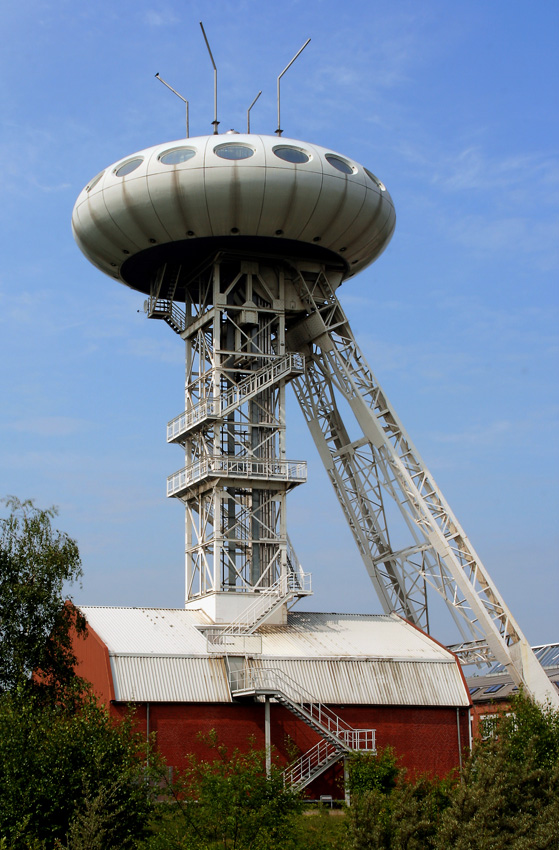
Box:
[467,643,559,739]
[73,607,471,798]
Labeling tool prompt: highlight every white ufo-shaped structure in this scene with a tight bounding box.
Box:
[72,134,396,298]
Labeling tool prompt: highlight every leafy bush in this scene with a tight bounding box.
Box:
[345,692,559,850]
[435,693,559,849]
[144,731,302,850]
[347,748,400,797]
[0,694,157,850]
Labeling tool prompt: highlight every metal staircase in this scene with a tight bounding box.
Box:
[282,739,345,791]
[207,541,311,651]
[145,295,186,334]
[167,354,305,444]
[229,666,376,791]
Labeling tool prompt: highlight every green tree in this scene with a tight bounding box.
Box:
[0,693,157,850]
[346,769,453,850]
[347,748,400,797]
[435,693,559,850]
[0,497,160,850]
[345,692,559,850]
[0,497,86,703]
[145,731,302,850]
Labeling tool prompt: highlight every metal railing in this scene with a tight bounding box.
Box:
[282,730,376,790]
[229,665,376,791]
[206,572,311,649]
[283,739,339,789]
[167,457,307,497]
[167,354,305,442]
[167,399,220,442]
[146,297,186,332]
[230,667,370,743]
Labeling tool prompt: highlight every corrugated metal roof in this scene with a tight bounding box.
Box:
[260,613,454,661]
[111,655,231,702]
[78,606,468,707]
[79,606,210,655]
[250,659,469,707]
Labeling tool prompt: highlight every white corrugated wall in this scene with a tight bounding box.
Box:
[110,655,231,702]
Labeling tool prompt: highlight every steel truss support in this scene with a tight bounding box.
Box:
[285,261,558,706]
[156,256,306,603]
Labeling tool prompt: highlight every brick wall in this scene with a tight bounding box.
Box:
[111,700,469,798]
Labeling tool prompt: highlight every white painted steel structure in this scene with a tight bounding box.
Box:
[73,130,558,708]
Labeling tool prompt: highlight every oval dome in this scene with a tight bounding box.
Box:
[72,134,396,295]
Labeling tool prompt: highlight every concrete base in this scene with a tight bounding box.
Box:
[184,591,288,626]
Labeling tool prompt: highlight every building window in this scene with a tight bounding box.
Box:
[484,684,505,694]
[325,154,355,175]
[85,171,105,193]
[364,168,386,191]
[214,144,254,160]
[114,158,143,177]
[273,146,310,164]
[159,148,197,165]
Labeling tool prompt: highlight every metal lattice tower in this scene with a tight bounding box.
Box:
[72,130,558,707]
[157,257,309,620]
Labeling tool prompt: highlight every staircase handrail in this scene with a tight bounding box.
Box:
[282,729,376,790]
[221,353,304,413]
[282,739,338,789]
[167,354,304,442]
[229,666,355,741]
[207,569,311,645]
[147,296,186,330]
[209,577,286,640]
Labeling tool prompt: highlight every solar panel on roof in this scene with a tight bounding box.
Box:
[484,684,505,694]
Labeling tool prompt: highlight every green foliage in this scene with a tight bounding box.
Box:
[347,748,400,796]
[346,774,454,850]
[0,693,157,850]
[144,732,302,850]
[345,692,559,850]
[0,497,86,704]
[435,692,559,849]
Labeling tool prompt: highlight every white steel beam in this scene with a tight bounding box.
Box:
[286,262,558,707]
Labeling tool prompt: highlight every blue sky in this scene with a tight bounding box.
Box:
[1,1,557,647]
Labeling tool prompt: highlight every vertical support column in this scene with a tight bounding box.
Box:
[344,756,351,807]
[265,696,271,779]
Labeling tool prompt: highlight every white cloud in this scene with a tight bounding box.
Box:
[445,215,559,270]
[143,9,179,28]
[7,416,91,437]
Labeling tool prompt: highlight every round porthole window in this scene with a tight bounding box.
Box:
[214,143,254,160]
[273,146,310,164]
[325,154,354,175]
[364,168,386,191]
[85,170,105,193]
[115,158,143,177]
[159,148,197,165]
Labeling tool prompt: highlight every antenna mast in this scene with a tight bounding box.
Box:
[200,21,219,134]
[247,91,262,133]
[155,73,189,138]
[276,39,310,137]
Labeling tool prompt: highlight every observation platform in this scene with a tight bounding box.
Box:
[167,456,307,498]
